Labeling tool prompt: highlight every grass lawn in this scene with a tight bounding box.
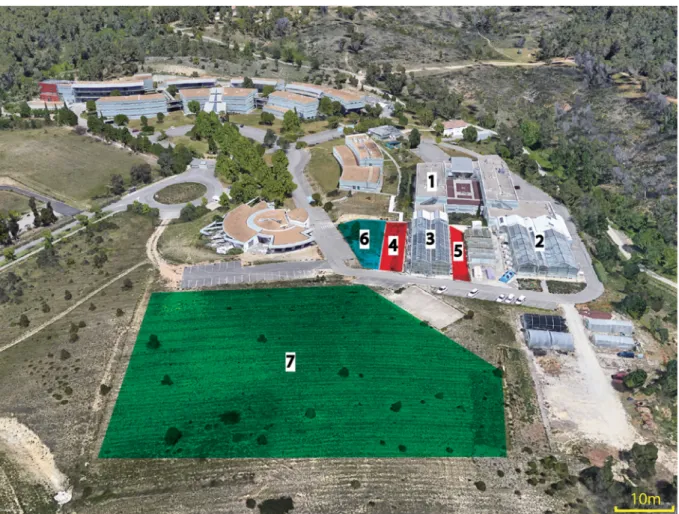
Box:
[0,128,146,208]
[158,209,223,265]
[231,111,335,136]
[0,190,30,215]
[307,140,341,195]
[527,148,553,171]
[128,111,194,131]
[168,135,209,156]
[453,139,498,156]
[545,280,587,294]
[154,182,207,205]
[381,159,399,195]
[333,192,393,220]
[441,146,479,161]
[1,211,155,347]
[99,285,505,458]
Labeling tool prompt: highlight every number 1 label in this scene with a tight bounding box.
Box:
[427,172,437,192]
[285,352,296,372]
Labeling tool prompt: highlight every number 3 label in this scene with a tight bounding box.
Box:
[425,230,436,249]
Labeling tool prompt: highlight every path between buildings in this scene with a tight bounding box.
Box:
[0,261,148,355]
[146,219,183,288]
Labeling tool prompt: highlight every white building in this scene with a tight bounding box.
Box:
[442,120,470,138]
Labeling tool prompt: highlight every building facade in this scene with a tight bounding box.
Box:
[203,87,256,114]
[323,89,365,112]
[284,82,326,99]
[334,134,384,192]
[443,120,470,138]
[96,93,168,119]
[40,74,154,104]
[230,77,284,91]
[264,91,319,119]
[160,77,218,91]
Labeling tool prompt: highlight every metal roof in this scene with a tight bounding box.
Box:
[522,314,568,332]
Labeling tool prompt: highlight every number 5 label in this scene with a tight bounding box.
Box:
[453,242,464,261]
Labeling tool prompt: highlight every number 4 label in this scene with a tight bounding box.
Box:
[534,233,545,252]
[453,242,464,261]
[359,230,370,249]
[285,352,296,372]
[387,236,399,256]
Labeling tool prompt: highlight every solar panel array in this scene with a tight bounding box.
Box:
[522,314,568,333]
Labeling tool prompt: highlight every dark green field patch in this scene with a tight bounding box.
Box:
[100,285,506,458]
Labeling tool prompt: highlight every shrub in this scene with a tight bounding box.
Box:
[88,302,96,311]
[623,369,648,389]
[122,278,133,290]
[164,427,182,445]
[323,202,333,212]
[41,302,51,313]
[116,308,124,317]
[227,248,243,255]
[64,290,72,300]
[19,314,29,328]
[99,384,111,395]
[147,334,161,349]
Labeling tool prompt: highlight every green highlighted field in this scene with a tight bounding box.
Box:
[338,219,385,269]
[100,286,506,458]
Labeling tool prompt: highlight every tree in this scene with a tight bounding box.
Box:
[260,111,275,125]
[157,112,165,123]
[242,76,254,89]
[282,109,301,134]
[627,442,658,478]
[7,213,19,240]
[417,108,434,128]
[114,114,129,126]
[408,128,421,148]
[385,73,406,95]
[622,261,640,280]
[19,314,29,328]
[164,427,182,445]
[64,290,72,300]
[188,101,201,114]
[208,136,218,154]
[323,201,333,212]
[311,193,321,205]
[147,334,161,349]
[462,126,478,143]
[620,293,648,319]
[623,369,647,389]
[130,163,152,184]
[28,197,39,222]
[218,192,229,207]
[433,121,444,137]
[167,85,178,97]
[263,129,277,148]
[39,203,57,226]
[158,149,175,177]
[110,174,125,195]
[86,100,96,112]
[122,278,133,290]
[4,248,16,261]
[19,101,31,118]
[520,119,541,149]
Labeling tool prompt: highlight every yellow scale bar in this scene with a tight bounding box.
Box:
[614,507,675,513]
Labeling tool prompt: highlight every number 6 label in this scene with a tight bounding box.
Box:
[359,230,370,249]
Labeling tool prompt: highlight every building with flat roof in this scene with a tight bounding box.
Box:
[448,157,477,177]
[478,155,519,211]
[406,207,451,276]
[368,125,402,141]
[334,134,384,192]
[96,93,168,119]
[51,74,155,104]
[179,87,256,114]
[220,202,314,253]
[230,77,284,91]
[323,88,365,112]
[415,162,448,208]
[284,82,326,99]
[447,178,482,214]
[159,76,218,90]
[264,91,319,119]
[38,80,71,102]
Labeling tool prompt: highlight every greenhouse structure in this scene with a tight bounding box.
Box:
[525,329,574,352]
[591,334,636,351]
[584,318,634,336]
[501,223,579,279]
[406,209,451,276]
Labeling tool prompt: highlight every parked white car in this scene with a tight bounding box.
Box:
[467,288,479,298]
[504,293,515,304]
[495,294,505,303]
[436,286,448,294]
[515,295,526,305]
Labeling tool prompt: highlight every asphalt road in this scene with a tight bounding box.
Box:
[300,129,343,146]
[0,185,81,216]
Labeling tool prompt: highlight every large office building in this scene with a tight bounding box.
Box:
[230,77,284,91]
[406,207,452,276]
[96,93,168,120]
[284,82,365,112]
[38,80,72,102]
[263,91,319,119]
[334,134,384,192]
[284,82,326,99]
[179,87,256,114]
[42,74,155,104]
[413,159,482,214]
[159,76,219,91]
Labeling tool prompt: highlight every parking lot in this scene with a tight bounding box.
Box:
[181,260,330,289]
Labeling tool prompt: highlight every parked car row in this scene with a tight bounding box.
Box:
[495,293,526,305]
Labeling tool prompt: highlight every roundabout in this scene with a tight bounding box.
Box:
[153,182,207,205]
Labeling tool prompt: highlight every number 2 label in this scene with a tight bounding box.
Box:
[534,233,545,252]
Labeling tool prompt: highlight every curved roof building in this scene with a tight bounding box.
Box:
[222,202,314,253]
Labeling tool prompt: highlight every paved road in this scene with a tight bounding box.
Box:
[164,125,193,137]
[300,129,343,146]
[0,185,81,216]
[181,260,330,289]
[110,163,225,220]
[238,125,267,144]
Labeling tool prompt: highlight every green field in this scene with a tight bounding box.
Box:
[0,190,30,215]
[100,285,506,458]
[154,182,207,204]
[0,128,146,208]
[306,140,341,194]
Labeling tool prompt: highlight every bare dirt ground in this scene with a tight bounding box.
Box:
[146,220,183,289]
[537,305,640,451]
[384,286,464,329]
[240,245,323,265]
[0,418,69,496]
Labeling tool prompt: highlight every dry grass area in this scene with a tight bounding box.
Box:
[127,111,194,132]
[305,140,341,195]
[0,190,30,215]
[0,128,146,208]
[332,192,394,220]
[157,210,222,265]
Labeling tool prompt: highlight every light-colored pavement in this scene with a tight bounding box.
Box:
[645,269,678,290]
[164,125,193,137]
[238,125,267,143]
[300,129,343,146]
